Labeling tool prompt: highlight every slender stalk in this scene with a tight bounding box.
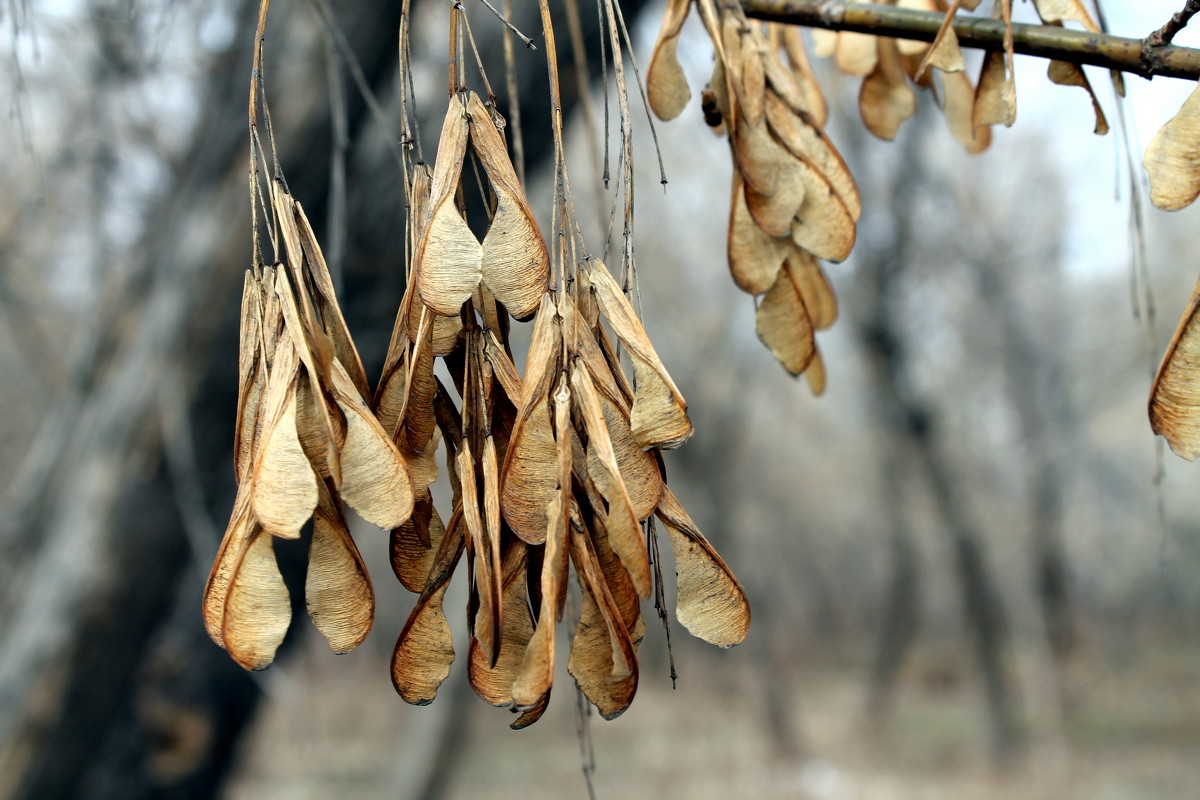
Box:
[740,0,1200,80]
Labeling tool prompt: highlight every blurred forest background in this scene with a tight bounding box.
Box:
[4,0,1200,798]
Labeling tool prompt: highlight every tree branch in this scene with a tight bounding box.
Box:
[1146,0,1200,49]
[740,0,1200,81]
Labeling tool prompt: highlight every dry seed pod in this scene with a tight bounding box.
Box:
[572,365,651,598]
[786,247,837,331]
[974,49,1016,129]
[221,529,292,670]
[755,259,817,376]
[1150,276,1200,459]
[763,92,860,221]
[588,261,693,449]
[647,0,693,120]
[1047,60,1108,136]
[567,524,638,719]
[235,272,268,484]
[835,31,878,77]
[391,497,446,592]
[328,358,415,529]
[779,25,828,126]
[392,507,465,705]
[915,2,965,78]
[656,488,750,649]
[941,69,993,155]
[789,163,856,262]
[307,485,374,654]
[202,489,257,648]
[860,38,917,141]
[500,294,562,542]
[1144,83,1200,211]
[468,541,535,706]
[417,96,483,316]
[1032,0,1100,32]
[250,334,319,539]
[466,94,551,319]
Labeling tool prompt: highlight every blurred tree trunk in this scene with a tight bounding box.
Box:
[852,109,1021,762]
[0,1,648,797]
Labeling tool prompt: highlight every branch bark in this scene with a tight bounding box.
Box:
[741,0,1200,80]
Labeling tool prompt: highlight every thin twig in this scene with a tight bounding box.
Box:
[472,0,536,48]
[1145,0,1200,48]
[740,0,1200,80]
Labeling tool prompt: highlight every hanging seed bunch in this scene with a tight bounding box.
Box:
[204,0,750,729]
[380,0,749,726]
[648,0,859,391]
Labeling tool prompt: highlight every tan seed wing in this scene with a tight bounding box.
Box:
[941,69,993,154]
[656,488,750,648]
[391,507,465,705]
[251,336,318,539]
[307,486,374,653]
[1033,0,1100,32]
[806,348,827,396]
[468,541,535,706]
[835,31,879,76]
[1047,60,1108,135]
[787,247,837,330]
[1144,83,1200,211]
[974,49,1016,128]
[573,367,651,597]
[859,38,918,141]
[235,272,267,484]
[728,171,790,294]
[328,358,415,530]
[764,91,861,220]
[1150,276,1200,459]
[202,487,256,647]
[915,0,965,78]
[221,529,292,670]
[756,260,817,376]
[780,25,828,125]
[391,495,445,592]
[647,0,693,120]
[789,162,856,262]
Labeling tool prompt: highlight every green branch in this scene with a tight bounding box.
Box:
[740,0,1200,81]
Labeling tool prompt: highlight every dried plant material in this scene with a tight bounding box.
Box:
[391,498,445,592]
[235,272,267,484]
[756,260,816,376]
[588,261,693,449]
[895,0,938,55]
[251,337,318,539]
[328,358,414,530]
[1150,277,1200,459]
[307,487,374,653]
[656,489,750,648]
[915,0,965,78]
[466,94,550,319]
[202,489,256,648]
[942,69,993,154]
[291,198,370,400]
[728,174,790,294]
[221,529,292,670]
[509,692,551,729]
[739,131,809,238]
[589,513,646,643]
[739,30,768,129]
[860,38,917,141]
[573,366,651,597]
[810,28,838,59]
[806,349,828,396]
[779,25,828,126]
[974,49,1016,128]
[787,248,837,331]
[647,0,693,120]
[417,97,482,316]
[469,542,535,706]
[1047,60,1108,136]
[1033,0,1100,32]
[501,295,561,542]
[568,527,638,719]
[1145,84,1200,211]
[835,31,878,76]
[763,92,861,220]
[790,162,856,263]
[392,509,465,705]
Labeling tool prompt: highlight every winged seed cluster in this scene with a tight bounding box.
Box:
[204,85,750,727]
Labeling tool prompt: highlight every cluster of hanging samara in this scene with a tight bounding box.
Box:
[203,86,750,727]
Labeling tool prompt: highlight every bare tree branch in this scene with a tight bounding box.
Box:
[740,0,1200,80]
[1145,0,1200,49]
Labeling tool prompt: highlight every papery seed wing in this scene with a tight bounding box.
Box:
[942,69,994,153]
[588,261,693,449]
[764,91,861,221]
[756,258,817,376]
[1151,275,1200,459]
[203,487,256,648]
[466,94,550,319]
[391,495,445,592]
[392,507,465,705]
[789,162,856,263]
[251,335,318,539]
[1145,83,1200,211]
[647,0,693,120]
[307,485,374,653]
[1047,59,1108,136]
[468,540,535,705]
[235,272,267,485]
[655,488,750,648]
[221,529,292,670]
[859,38,918,141]
[974,49,1016,128]
[328,357,415,529]
[728,172,789,295]
[779,25,828,125]
[787,246,837,330]
[835,31,878,76]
